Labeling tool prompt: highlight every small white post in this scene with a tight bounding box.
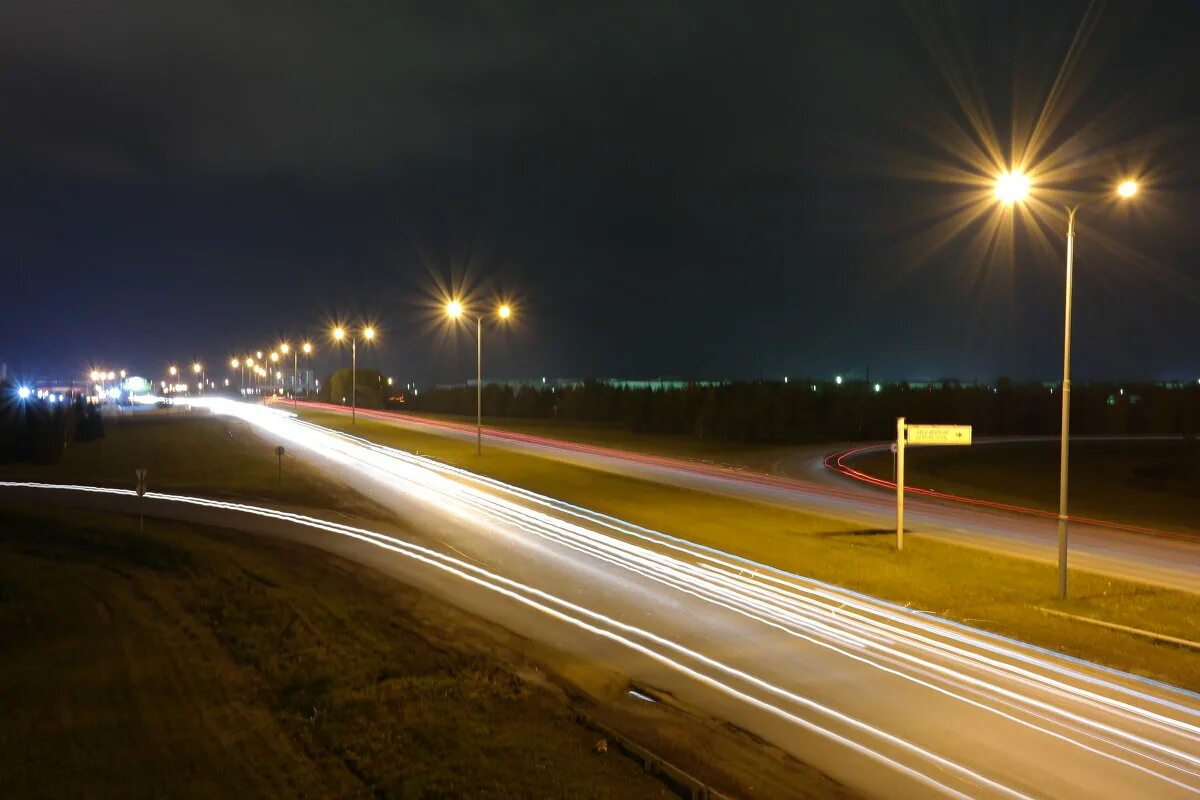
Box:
[896,417,906,551]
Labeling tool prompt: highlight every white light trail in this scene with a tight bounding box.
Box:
[23,395,1196,797]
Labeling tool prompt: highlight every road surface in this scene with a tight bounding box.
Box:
[291,402,1200,592]
[8,398,1197,798]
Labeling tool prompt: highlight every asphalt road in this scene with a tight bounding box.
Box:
[10,398,1196,798]
[293,402,1200,593]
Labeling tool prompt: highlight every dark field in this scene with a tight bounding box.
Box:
[849,438,1200,534]
[0,508,682,799]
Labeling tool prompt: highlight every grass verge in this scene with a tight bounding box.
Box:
[0,507,688,798]
[300,408,1200,692]
[0,409,372,515]
[849,439,1200,534]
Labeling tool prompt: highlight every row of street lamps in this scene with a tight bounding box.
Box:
[212,300,511,446]
[992,171,1138,599]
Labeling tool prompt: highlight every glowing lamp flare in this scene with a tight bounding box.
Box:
[498,304,512,320]
[994,171,1031,204]
[1117,180,1138,198]
[445,300,464,319]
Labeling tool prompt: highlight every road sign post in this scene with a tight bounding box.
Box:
[135,468,147,533]
[275,446,285,488]
[895,421,972,551]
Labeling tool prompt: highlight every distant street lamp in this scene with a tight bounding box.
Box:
[299,342,313,405]
[331,325,376,423]
[192,362,204,394]
[446,300,513,455]
[995,173,1139,599]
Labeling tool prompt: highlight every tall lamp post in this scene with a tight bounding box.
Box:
[192,362,204,394]
[300,342,313,404]
[269,351,280,394]
[995,172,1138,599]
[332,325,376,423]
[445,300,512,455]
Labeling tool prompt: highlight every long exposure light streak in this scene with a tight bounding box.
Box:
[14,397,1197,797]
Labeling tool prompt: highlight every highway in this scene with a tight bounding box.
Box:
[9,398,1195,798]
[290,402,1200,592]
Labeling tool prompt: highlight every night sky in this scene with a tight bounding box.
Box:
[2,1,1198,386]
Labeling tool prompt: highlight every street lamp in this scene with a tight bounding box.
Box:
[300,342,313,404]
[192,362,204,394]
[996,172,1139,599]
[445,300,513,455]
[331,325,376,423]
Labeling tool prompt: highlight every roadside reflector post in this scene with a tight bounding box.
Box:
[275,446,286,488]
[135,468,148,533]
[896,418,905,551]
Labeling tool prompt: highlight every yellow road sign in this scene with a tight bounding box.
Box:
[905,424,972,446]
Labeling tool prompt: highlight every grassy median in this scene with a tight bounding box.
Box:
[0,507,684,799]
[0,409,372,515]
[300,408,1200,692]
[849,438,1200,535]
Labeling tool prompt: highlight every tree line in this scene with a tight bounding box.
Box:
[402,380,1200,442]
[0,382,104,464]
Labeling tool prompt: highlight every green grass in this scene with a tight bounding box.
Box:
[300,409,1200,692]
[0,507,685,799]
[406,410,790,467]
[850,439,1200,534]
[0,409,368,514]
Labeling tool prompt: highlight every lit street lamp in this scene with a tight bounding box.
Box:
[299,341,313,405]
[192,362,204,394]
[331,325,376,423]
[445,300,513,455]
[996,172,1138,599]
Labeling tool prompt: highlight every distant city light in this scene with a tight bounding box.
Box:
[783,376,788,383]
[874,383,882,393]
[835,375,843,385]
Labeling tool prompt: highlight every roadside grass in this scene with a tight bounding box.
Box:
[300,408,1200,692]
[399,409,789,467]
[0,507,681,799]
[850,439,1200,534]
[0,410,366,513]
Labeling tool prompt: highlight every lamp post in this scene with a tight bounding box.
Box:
[332,325,376,423]
[300,342,313,405]
[445,300,512,455]
[995,171,1138,599]
[167,365,177,394]
[192,362,204,394]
